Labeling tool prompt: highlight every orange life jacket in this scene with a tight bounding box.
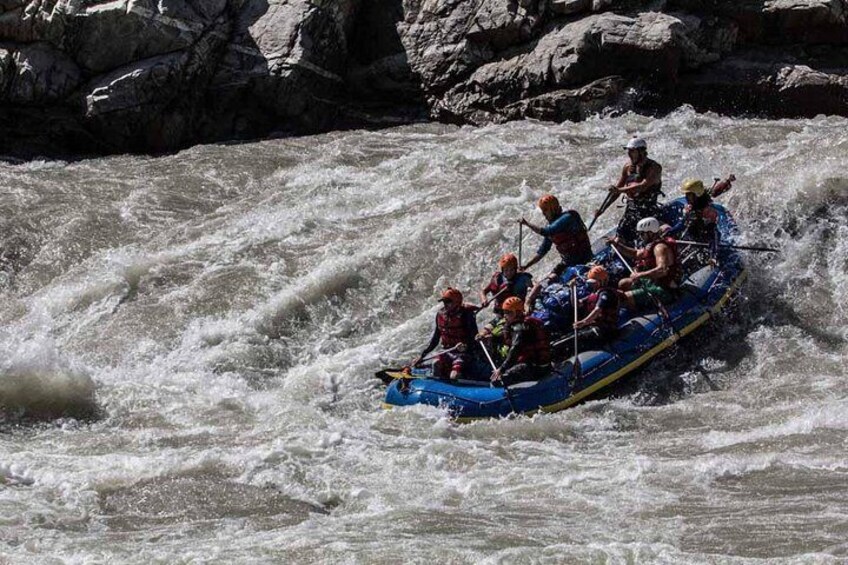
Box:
[635,236,682,289]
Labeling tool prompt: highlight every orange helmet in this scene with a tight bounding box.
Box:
[439,287,463,304]
[537,194,562,216]
[501,296,525,313]
[587,265,609,285]
[498,253,518,270]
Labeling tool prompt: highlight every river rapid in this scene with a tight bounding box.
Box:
[0,108,847,563]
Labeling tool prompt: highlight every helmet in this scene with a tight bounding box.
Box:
[537,194,562,216]
[624,137,648,151]
[439,287,463,304]
[680,178,706,196]
[636,217,661,234]
[498,253,518,270]
[501,296,525,313]
[586,265,609,285]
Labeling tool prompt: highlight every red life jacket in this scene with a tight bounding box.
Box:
[436,304,478,348]
[685,193,718,224]
[487,271,532,312]
[635,236,682,289]
[583,288,621,332]
[504,316,551,365]
[550,210,592,260]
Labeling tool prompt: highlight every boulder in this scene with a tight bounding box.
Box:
[200,0,360,141]
[674,49,848,117]
[431,11,732,123]
[436,74,628,124]
[669,0,848,44]
[397,0,547,93]
[69,0,212,73]
[2,42,80,103]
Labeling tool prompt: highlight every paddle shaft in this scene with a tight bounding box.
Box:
[587,190,617,232]
[480,287,509,310]
[677,240,779,253]
[571,282,579,360]
[479,340,517,413]
[479,340,498,371]
[609,242,635,274]
[418,344,459,365]
[518,222,523,267]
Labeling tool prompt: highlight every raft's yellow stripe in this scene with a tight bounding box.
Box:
[386,270,747,422]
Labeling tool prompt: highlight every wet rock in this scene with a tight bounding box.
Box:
[430,11,729,124]
[676,50,848,118]
[69,0,211,74]
[2,42,80,103]
[669,0,848,44]
[0,0,847,156]
[200,0,356,143]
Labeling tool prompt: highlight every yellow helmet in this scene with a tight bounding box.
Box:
[681,178,706,196]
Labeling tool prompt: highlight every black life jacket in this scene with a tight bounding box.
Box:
[624,158,663,207]
[504,316,551,365]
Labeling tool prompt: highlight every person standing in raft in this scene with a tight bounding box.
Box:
[490,297,552,386]
[413,287,479,380]
[609,217,682,312]
[477,252,533,350]
[610,137,664,244]
[558,265,622,357]
[519,194,592,311]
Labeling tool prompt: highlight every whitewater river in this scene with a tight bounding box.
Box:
[1,108,846,563]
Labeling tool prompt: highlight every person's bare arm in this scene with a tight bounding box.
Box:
[633,243,672,282]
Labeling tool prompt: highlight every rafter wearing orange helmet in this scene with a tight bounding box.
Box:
[412,287,480,380]
[519,193,592,277]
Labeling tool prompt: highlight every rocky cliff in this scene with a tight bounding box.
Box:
[1,0,846,156]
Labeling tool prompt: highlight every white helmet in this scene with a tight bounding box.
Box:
[636,217,661,234]
[624,137,647,151]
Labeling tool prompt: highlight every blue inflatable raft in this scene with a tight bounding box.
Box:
[383,198,746,421]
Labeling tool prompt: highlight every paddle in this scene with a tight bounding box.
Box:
[478,287,509,312]
[587,189,618,232]
[676,240,779,253]
[570,280,582,385]
[479,340,517,414]
[518,222,523,268]
[374,345,460,384]
[609,240,635,274]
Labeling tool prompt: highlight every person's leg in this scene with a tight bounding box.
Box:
[447,350,471,380]
[432,353,449,378]
[501,363,535,387]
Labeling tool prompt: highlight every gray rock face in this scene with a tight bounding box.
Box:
[427,10,738,123]
[0,42,80,103]
[0,0,846,156]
